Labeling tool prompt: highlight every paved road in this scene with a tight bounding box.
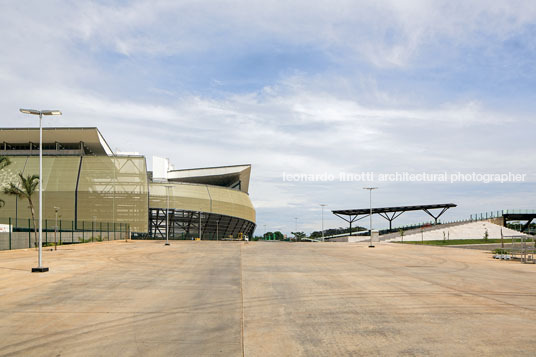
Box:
[0,241,535,356]
[443,242,531,251]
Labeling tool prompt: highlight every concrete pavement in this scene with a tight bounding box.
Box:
[0,240,534,356]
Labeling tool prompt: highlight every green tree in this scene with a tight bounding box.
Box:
[0,156,11,208]
[263,231,285,240]
[273,231,284,240]
[4,173,39,246]
[291,231,306,241]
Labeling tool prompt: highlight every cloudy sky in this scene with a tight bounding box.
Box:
[1,1,535,234]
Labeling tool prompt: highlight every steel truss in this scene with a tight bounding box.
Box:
[333,203,457,233]
[148,208,255,240]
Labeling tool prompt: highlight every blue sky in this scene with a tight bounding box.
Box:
[0,1,535,234]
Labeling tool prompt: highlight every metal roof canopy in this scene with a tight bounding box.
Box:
[502,212,536,232]
[0,127,114,156]
[167,164,251,193]
[332,203,457,231]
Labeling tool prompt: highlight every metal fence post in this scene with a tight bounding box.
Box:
[107,222,110,241]
[45,219,48,245]
[28,218,31,248]
[59,219,62,244]
[9,217,12,250]
[72,220,74,243]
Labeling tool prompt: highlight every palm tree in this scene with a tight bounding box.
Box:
[4,173,39,246]
[0,156,11,208]
[0,156,10,169]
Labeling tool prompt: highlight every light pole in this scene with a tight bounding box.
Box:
[164,185,172,246]
[363,187,378,248]
[294,217,298,240]
[93,215,96,241]
[20,108,62,273]
[320,204,327,242]
[54,206,59,251]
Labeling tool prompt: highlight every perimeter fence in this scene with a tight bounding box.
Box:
[0,217,130,251]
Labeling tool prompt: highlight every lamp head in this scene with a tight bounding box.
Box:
[19,108,40,115]
[41,110,62,116]
[20,109,62,116]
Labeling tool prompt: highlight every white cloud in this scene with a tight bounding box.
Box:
[3,1,536,68]
[0,1,535,234]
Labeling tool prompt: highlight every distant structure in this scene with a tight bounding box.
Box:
[0,127,255,239]
[332,203,457,232]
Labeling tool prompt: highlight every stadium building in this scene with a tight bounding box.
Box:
[0,127,256,240]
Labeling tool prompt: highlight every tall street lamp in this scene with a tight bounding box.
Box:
[320,204,327,242]
[293,217,299,241]
[363,187,378,248]
[20,108,62,273]
[164,185,172,246]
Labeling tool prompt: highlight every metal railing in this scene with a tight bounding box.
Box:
[469,209,536,220]
[0,217,130,251]
[386,210,536,237]
[494,235,535,264]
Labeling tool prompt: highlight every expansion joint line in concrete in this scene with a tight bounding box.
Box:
[240,243,245,357]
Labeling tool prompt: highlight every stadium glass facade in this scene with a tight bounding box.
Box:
[0,128,256,240]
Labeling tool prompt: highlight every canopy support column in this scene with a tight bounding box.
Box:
[378,211,404,230]
[423,207,450,225]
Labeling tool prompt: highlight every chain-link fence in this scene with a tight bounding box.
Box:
[0,217,130,250]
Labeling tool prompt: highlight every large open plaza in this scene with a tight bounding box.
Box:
[2,2,535,356]
[0,241,534,356]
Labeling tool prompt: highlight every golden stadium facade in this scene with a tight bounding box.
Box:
[0,127,256,239]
